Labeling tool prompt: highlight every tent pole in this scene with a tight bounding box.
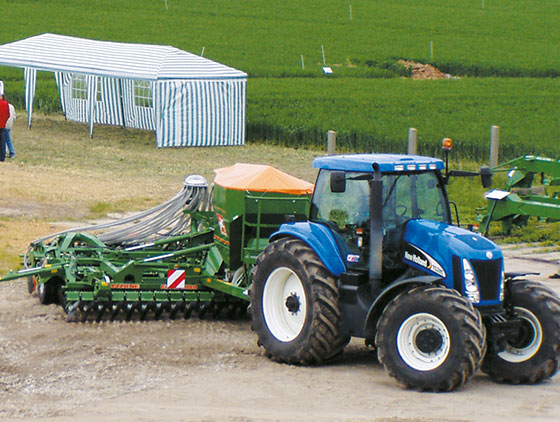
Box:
[87,75,98,139]
[24,67,37,129]
[118,79,126,129]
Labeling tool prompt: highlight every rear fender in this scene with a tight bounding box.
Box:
[363,275,443,337]
[270,222,346,276]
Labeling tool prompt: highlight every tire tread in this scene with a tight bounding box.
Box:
[375,285,485,392]
[251,238,347,365]
[482,280,560,384]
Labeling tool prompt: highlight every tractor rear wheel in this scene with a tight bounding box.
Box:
[251,238,347,365]
[375,285,486,392]
[481,280,560,384]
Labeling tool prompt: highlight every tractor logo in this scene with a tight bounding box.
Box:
[167,269,186,289]
[346,254,360,263]
[404,244,446,278]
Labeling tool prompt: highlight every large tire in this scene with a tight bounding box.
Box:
[37,280,57,305]
[482,280,560,384]
[375,285,486,392]
[250,238,347,365]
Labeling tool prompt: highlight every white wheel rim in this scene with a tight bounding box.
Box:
[262,267,307,342]
[498,307,543,363]
[397,313,451,371]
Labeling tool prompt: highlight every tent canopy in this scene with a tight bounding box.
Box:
[0,33,247,147]
[214,163,314,195]
[0,33,246,81]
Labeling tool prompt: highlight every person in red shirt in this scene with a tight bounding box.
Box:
[0,94,10,162]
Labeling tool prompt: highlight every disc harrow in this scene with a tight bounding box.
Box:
[63,296,248,323]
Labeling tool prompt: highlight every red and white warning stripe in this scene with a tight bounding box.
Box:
[167,269,186,289]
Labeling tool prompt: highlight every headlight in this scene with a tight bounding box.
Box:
[462,258,480,303]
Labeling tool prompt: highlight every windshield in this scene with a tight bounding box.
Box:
[310,169,450,270]
[310,170,449,228]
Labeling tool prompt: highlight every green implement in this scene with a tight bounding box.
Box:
[479,155,560,234]
[1,166,312,322]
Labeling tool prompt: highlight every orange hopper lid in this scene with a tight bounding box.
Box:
[214,163,314,195]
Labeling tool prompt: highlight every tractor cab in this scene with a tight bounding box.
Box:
[309,154,450,280]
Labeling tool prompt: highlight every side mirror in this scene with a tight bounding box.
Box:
[330,171,346,193]
[480,166,492,188]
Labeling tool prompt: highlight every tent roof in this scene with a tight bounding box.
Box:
[214,163,314,195]
[0,33,246,81]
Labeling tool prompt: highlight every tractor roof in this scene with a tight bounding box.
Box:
[313,154,444,173]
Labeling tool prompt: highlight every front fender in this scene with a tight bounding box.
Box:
[270,222,346,276]
[363,275,443,337]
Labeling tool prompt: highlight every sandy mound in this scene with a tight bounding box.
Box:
[399,60,454,79]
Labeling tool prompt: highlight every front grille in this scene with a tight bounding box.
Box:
[471,258,502,301]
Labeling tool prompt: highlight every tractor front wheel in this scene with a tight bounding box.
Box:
[251,238,347,365]
[482,280,560,384]
[375,285,486,392]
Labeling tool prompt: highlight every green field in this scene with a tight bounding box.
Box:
[0,0,558,158]
[248,77,559,158]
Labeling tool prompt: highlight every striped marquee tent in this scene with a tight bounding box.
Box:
[0,33,247,147]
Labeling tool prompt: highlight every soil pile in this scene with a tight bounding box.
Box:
[399,60,450,79]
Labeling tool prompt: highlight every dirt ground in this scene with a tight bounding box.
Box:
[1,244,560,422]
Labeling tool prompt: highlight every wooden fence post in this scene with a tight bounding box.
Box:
[490,125,499,167]
[408,128,417,155]
[327,130,336,155]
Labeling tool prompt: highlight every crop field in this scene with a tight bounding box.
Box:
[1,0,558,76]
[248,77,559,158]
[0,0,558,158]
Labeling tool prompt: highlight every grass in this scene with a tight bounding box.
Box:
[247,77,560,159]
[506,222,560,245]
[7,76,558,161]
[0,115,322,210]
[87,197,172,219]
[0,218,55,273]
[0,1,558,158]
[1,1,558,77]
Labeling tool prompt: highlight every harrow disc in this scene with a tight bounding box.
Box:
[62,292,248,323]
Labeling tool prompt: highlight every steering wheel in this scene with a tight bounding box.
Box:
[395,204,408,217]
[435,201,446,217]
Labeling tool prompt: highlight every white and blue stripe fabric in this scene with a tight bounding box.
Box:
[23,67,36,128]
[0,33,247,147]
[156,79,245,147]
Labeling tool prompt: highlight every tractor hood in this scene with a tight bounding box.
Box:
[402,219,503,301]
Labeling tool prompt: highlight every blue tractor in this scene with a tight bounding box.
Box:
[250,153,560,391]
